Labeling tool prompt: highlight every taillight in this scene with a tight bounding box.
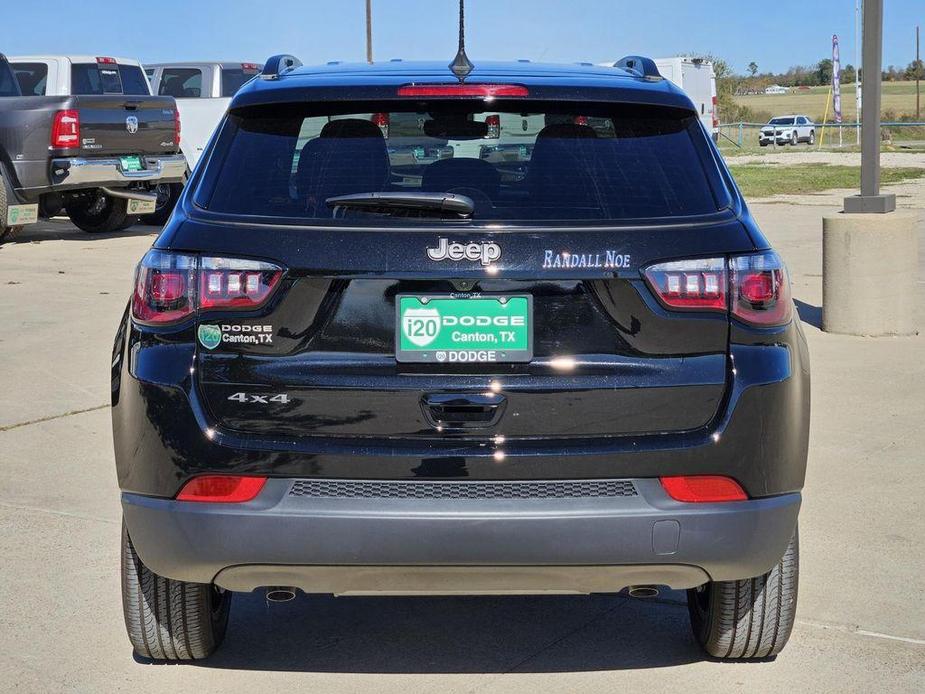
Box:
[397,84,529,98]
[173,108,181,147]
[485,114,500,139]
[573,115,589,126]
[729,251,792,326]
[51,109,80,149]
[199,256,282,310]
[642,251,792,326]
[96,56,117,64]
[241,62,260,71]
[643,257,727,310]
[131,250,283,325]
[371,112,390,138]
[660,476,747,502]
[176,475,267,502]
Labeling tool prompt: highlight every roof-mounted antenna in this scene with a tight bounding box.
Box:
[448,0,474,82]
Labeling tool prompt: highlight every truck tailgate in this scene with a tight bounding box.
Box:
[71,95,177,156]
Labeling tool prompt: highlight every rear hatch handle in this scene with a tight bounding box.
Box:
[421,393,507,431]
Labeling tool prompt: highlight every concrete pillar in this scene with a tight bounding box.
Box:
[822,211,919,336]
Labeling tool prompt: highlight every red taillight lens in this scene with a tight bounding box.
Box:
[131,250,283,325]
[96,56,117,64]
[51,109,80,149]
[730,251,792,326]
[485,114,500,139]
[173,108,181,147]
[176,475,267,503]
[132,250,197,325]
[370,112,390,138]
[573,115,589,126]
[241,62,260,71]
[644,257,727,310]
[397,84,529,98]
[660,476,747,502]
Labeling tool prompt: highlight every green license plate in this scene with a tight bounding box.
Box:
[396,295,533,364]
[120,155,143,172]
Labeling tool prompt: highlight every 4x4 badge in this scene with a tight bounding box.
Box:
[427,238,501,266]
[197,324,222,350]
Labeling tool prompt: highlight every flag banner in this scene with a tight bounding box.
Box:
[832,34,843,123]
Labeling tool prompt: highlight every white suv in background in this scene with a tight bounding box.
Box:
[759,115,815,146]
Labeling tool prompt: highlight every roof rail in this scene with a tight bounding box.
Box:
[260,54,302,79]
[614,55,662,81]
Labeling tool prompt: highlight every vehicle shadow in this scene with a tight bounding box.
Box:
[3,219,161,244]
[178,591,709,673]
[794,299,822,329]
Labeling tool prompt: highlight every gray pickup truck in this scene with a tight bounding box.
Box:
[0,53,186,240]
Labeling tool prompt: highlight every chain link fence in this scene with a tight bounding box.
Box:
[716,121,925,153]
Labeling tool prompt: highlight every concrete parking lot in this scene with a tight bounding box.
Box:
[1,199,923,692]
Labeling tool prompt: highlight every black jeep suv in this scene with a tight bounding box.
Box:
[112,55,810,661]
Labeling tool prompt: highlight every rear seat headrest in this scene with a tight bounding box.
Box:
[320,118,385,139]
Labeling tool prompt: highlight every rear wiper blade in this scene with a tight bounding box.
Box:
[326,192,474,218]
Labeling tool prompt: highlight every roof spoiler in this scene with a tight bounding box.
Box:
[614,56,662,81]
[260,54,302,80]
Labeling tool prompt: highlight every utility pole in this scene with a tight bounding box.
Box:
[855,0,861,144]
[366,0,373,64]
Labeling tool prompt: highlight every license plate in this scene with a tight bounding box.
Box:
[5,204,38,226]
[120,155,143,172]
[126,198,157,215]
[396,295,532,363]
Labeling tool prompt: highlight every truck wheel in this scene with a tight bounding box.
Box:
[147,183,183,226]
[67,193,130,233]
[687,528,798,659]
[121,521,230,660]
[0,175,23,243]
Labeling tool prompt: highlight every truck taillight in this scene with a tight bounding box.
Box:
[485,114,500,138]
[643,251,792,326]
[96,56,117,64]
[573,115,589,126]
[371,112,390,138]
[51,109,80,149]
[131,250,283,325]
[173,108,181,146]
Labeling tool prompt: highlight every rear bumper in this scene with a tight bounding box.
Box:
[11,154,186,200]
[122,479,800,593]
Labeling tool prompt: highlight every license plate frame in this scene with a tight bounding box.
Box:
[396,294,533,364]
[126,197,157,215]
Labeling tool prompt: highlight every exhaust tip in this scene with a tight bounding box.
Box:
[627,585,660,599]
[265,587,297,603]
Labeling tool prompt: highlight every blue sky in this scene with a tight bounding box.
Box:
[3,1,921,75]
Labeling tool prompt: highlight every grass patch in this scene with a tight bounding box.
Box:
[726,163,925,198]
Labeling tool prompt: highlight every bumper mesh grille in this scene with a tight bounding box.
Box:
[288,479,637,500]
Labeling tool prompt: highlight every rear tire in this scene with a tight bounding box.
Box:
[0,172,23,243]
[67,192,130,233]
[790,131,798,146]
[121,521,231,660]
[687,528,798,659]
[808,130,815,145]
[146,182,183,226]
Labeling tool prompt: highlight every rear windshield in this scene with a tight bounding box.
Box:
[71,63,150,95]
[220,67,260,97]
[200,101,724,224]
[12,62,48,95]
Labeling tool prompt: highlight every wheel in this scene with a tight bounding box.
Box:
[121,521,231,660]
[790,131,798,146]
[759,142,768,148]
[0,173,23,243]
[116,215,141,231]
[687,528,798,659]
[67,192,130,233]
[808,130,815,145]
[146,183,183,226]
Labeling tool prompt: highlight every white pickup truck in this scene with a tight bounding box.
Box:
[145,62,261,220]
